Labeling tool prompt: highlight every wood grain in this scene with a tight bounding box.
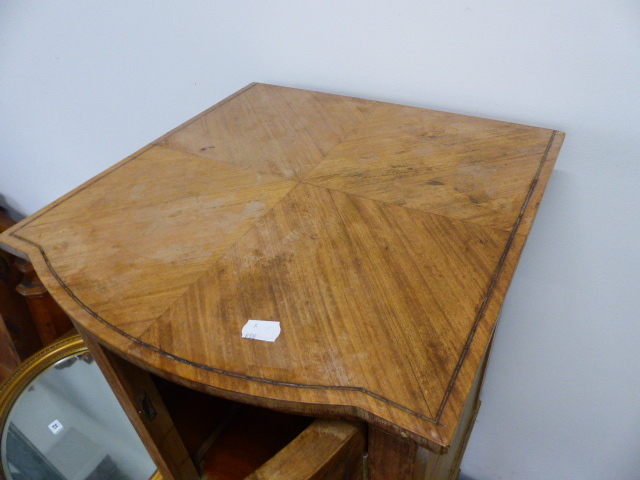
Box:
[368,426,420,480]
[0,84,563,454]
[245,419,365,480]
[160,83,378,180]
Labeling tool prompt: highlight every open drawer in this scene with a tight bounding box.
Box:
[155,376,366,480]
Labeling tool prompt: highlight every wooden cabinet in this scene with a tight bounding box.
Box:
[0,84,563,479]
[0,211,39,379]
[0,209,73,380]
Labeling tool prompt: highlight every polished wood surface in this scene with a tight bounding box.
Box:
[0,83,563,453]
[368,426,420,480]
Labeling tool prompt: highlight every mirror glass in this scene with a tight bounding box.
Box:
[0,338,157,480]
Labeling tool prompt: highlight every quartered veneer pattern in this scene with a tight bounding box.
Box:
[0,83,562,453]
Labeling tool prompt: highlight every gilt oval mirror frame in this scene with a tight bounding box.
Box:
[0,334,161,480]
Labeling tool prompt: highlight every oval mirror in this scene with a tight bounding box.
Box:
[0,335,160,480]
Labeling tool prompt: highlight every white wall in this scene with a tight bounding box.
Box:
[1,2,639,478]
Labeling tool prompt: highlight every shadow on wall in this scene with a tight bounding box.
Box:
[0,194,25,222]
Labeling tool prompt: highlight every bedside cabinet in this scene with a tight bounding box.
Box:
[0,84,562,479]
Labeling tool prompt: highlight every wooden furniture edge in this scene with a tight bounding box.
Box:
[245,419,365,480]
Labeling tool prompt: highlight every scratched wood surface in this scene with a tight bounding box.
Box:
[0,83,563,452]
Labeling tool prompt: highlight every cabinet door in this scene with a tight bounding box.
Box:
[245,419,365,480]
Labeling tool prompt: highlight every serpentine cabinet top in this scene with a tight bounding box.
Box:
[0,83,563,453]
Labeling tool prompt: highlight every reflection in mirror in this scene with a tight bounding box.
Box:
[0,335,159,480]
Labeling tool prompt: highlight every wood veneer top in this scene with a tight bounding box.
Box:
[0,84,563,452]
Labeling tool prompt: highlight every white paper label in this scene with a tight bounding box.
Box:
[242,320,281,342]
[48,419,64,435]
